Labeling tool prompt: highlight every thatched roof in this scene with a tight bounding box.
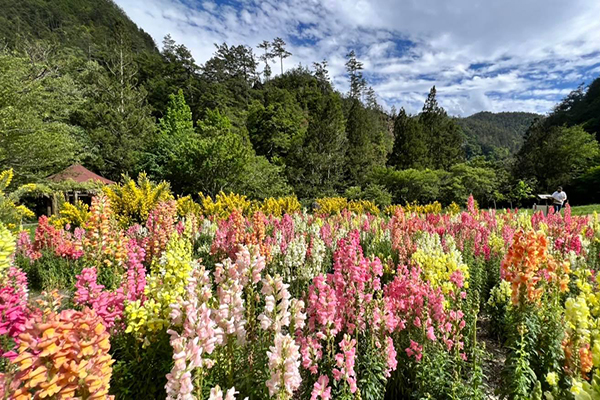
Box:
[47,164,115,185]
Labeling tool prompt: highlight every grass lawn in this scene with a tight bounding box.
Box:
[570,204,600,216]
[494,204,600,216]
[22,223,38,238]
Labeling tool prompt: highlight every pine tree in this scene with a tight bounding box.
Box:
[257,40,273,81]
[389,108,429,169]
[272,37,291,75]
[345,99,389,185]
[419,86,464,169]
[345,50,366,100]
[79,31,156,179]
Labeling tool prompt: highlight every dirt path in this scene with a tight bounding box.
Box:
[479,316,507,399]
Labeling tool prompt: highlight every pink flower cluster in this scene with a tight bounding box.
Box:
[301,231,397,396]
[266,333,302,399]
[74,267,126,330]
[18,216,84,261]
[166,265,223,400]
[124,241,146,301]
[0,266,29,359]
[74,242,147,331]
[332,335,357,393]
[384,265,467,360]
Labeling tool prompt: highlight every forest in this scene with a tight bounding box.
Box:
[1,0,600,209]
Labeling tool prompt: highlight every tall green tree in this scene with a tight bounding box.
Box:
[257,40,273,82]
[420,86,464,169]
[344,99,389,185]
[77,50,156,180]
[141,90,195,181]
[389,108,429,169]
[0,51,82,183]
[247,90,307,163]
[345,50,366,100]
[271,37,291,75]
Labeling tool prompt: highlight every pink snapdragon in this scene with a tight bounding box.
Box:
[125,240,146,301]
[214,257,247,344]
[208,386,241,400]
[74,267,126,330]
[310,375,331,400]
[166,265,224,400]
[258,274,291,333]
[0,266,29,358]
[265,333,302,399]
[385,336,398,377]
[332,335,358,393]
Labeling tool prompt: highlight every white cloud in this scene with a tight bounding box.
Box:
[114,0,600,116]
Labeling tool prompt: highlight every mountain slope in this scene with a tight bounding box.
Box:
[0,0,156,53]
[545,76,600,138]
[458,111,540,158]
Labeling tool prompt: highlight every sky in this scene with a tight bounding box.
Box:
[114,0,600,116]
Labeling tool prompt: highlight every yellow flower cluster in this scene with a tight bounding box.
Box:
[0,223,15,275]
[49,200,91,228]
[103,173,173,227]
[176,195,202,217]
[411,233,469,295]
[487,280,512,309]
[315,197,348,214]
[125,231,194,339]
[315,197,380,215]
[199,192,253,219]
[446,202,461,215]
[260,196,302,217]
[0,169,35,230]
[384,201,443,216]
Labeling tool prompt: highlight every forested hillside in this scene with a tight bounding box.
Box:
[0,0,156,52]
[458,111,539,159]
[0,0,599,208]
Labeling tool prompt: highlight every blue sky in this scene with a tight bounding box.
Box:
[114,0,600,116]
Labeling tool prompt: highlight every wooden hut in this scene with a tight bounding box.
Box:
[46,164,115,215]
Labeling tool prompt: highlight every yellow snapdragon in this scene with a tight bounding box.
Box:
[125,230,195,340]
[411,233,469,295]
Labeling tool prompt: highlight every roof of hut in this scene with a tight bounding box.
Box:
[47,164,115,185]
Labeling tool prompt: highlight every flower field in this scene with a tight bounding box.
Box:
[2,189,600,399]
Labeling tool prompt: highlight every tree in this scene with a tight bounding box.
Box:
[516,123,599,192]
[151,35,202,120]
[313,60,329,83]
[420,86,464,169]
[257,40,273,82]
[389,108,429,169]
[345,50,366,100]
[365,86,378,109]
[0,51,82,184]
[271,37,291,75]
[345,99,389,186]
[285,87,347,197]
[77,46,156,180]
[141,90,196,182]
[202,43,259,107]
[246,90,308,162]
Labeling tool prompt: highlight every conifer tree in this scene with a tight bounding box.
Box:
[272,37,291,75]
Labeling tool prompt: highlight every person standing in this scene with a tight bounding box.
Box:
[551,186,567,213]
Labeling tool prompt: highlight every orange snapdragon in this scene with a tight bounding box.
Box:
[10,308,114,400]
[501,230,563,306]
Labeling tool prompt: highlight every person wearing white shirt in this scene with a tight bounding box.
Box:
[551,186,567,213]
